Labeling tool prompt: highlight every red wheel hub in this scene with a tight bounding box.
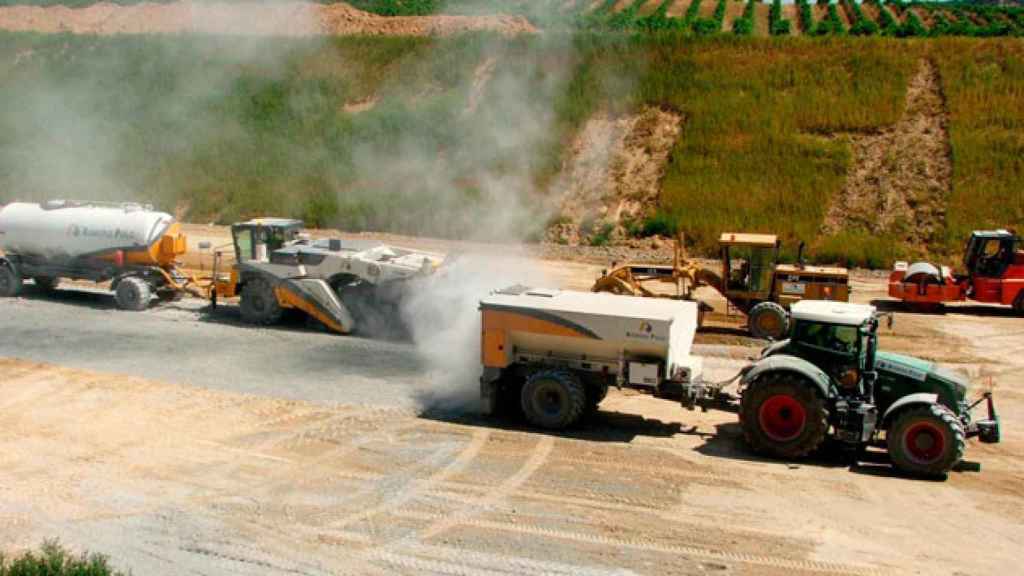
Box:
[902,422,946,464]
[758,394,807,442]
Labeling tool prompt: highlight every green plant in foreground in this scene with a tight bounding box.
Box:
[0,541,126,576]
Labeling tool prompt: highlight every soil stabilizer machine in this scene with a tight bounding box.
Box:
[592,232,850,340]
[211,218,444,334]
[480,290,1000,478]
[0,200,206,308]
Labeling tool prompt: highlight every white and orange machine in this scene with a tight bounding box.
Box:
[479,286,703,429]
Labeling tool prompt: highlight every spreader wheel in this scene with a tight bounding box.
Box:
[888,404,965,478]
[114,277,152,311]
[740,373,829,459]
[521,369,586,430]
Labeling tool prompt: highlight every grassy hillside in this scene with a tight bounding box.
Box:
[0,32,1021,265]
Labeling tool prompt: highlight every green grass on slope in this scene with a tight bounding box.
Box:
[933,39,1024,252]
[0,541,126,576]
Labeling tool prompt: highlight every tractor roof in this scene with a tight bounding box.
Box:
[719,232,777,247]
[235,218,304,229]
[971,229,1014,239]
[791,300,875,326]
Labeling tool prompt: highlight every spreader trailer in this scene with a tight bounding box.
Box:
[479,286,703,429]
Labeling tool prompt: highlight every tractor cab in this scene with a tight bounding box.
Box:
[963,230,1021,279]
[785,300,878,393]
[719,233,778,302]
[231,218,304,263]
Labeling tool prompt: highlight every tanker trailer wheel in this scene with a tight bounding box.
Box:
[33,276,59,293]
[585,380,610,414]
[748,302,789,341]
[521,369,586,430]
[740,373,828,459]
[240,277,283,326]
[115,277,153,311]
[888,404,965,478]
[0,264,23,297]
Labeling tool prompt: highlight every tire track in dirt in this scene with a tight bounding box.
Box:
[820,58,953,253]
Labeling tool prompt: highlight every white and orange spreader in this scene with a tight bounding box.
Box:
[479,285,703,429]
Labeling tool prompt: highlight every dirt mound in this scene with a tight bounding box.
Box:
[0,1,537,37]
[821,59,952,250]
[548,106,683,245]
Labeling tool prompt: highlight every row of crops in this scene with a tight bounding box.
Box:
[575,0,1024,38]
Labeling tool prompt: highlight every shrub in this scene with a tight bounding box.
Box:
[798,0,814,33]
[0,541,127,576]
[684,0,704,25]
[769,0,792,36]
[637,0,684,32]
[640,210,678,238]
[732,0,756,36]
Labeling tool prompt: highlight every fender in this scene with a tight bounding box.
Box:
[881,392,939,428]
[741,354,832,399]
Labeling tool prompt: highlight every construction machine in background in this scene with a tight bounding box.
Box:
[593,232,850,340]
[0,201,444,335]
[210,217,445,334]
[481,291,1000,478]
[889,230,1024,313]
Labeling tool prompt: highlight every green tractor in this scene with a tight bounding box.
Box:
[688,300,1000,477]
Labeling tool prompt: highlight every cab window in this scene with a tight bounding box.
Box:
[795,322,859,355]
[235,228,253,262]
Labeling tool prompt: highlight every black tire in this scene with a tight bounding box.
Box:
[740,373,829,459]
[748,301,789,340]
[1013,292,1024,315]
[114,277,152,311]
[0,264,23,297]
[157,290,183,303]
[240,277,283,325]
[521,369,587,430]
[888,404,965,478]
[33,276,59,292]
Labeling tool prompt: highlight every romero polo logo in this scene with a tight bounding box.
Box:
[627,320,664,341]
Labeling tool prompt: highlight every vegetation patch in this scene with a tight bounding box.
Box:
[0,541,126,576]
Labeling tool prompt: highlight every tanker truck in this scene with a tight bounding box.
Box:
[0,200,205,310]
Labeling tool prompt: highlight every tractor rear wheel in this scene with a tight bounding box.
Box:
[1013,292,1024,315]
[521,369,586,430]
[888,404,965,478]
[33,276,58,292]
[0,264,23,297]
[115,277,152,311]
[240,277,283,325]
[748,302,789,340]
[740,373,829,459]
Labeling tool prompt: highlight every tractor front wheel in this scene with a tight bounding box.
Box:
[521,369,586,430]
[33,276,59,293]
[888,404,965,478]
[240,277,283,325]
[0,264,23,297]
[740,374,829,459]
[748,302,789,340]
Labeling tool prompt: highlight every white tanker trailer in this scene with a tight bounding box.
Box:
[0,200,204,310]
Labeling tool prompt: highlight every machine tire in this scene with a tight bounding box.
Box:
[0,264,23,297]
[33,276,59,292]
[521,369,586,430]
[740,373,829,459]
[1013,292,1024,315]
[114,277,152,311]
[748,302,789,341]
[888,404,965,478]
[240,277,283,325]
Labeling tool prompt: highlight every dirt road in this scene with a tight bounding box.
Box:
[0,258,1021,575]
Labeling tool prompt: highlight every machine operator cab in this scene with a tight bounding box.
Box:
[963,230,1021,279]
[231,218,305,263]
[787,300,881,392]
[721,232,778,296]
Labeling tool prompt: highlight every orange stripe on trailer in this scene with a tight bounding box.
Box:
[481,309,595,369]
[274,286,348,334]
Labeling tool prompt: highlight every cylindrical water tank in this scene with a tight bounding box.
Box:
[0,200,177,265]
